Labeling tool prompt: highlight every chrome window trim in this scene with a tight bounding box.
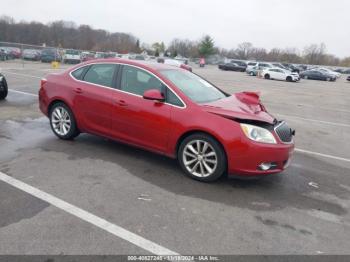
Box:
[274,121,294,144]
[69,62,187,109]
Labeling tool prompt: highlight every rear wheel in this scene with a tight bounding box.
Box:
[249,72,254,76]
[49,102,80,140]
[286,76,292,82]
[178,133,226,182]
[264,74,270,79]
[0,75,8,100]
[304,75,308,79]
[326,77,330,81]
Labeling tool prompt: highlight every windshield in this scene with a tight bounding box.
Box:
[160,69,227,103]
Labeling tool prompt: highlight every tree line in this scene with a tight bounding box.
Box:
[0,16,349,67]
[166,39,350,67]
[0,16,141,53]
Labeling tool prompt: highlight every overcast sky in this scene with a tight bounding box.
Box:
[2,0,349,57]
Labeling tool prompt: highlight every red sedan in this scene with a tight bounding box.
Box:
[39,59,294,182]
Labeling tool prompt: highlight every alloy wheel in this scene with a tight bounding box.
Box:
[182,140,218,178]
[51,106,71,136]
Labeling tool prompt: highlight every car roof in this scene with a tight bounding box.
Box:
[82,58,180,71]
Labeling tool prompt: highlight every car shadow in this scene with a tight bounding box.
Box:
[38,133,350,215]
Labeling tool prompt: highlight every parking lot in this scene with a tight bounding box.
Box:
[0,60,350,255]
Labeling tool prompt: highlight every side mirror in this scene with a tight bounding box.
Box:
[143,89,165,102]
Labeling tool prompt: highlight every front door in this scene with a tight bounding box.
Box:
[112,65,173,153]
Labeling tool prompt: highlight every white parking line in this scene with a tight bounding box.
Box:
[2,71,42,79]
[295,148,350,163]
[277,114,350,128]
[0,171,178,256]
[9,89,38,97]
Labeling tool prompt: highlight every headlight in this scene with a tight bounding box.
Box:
[240,123,277,144]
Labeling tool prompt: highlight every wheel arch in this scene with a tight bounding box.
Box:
[47,98,81,130]
[175,129,228,161]
[48,98,70,115]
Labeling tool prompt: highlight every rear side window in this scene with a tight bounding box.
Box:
[71,66,86,80]
[83,64,117,87]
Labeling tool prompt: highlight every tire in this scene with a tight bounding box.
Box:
[0,75,8,100]
[264,74,270,80]
[286,76,292,82]
[249,72,254,76]
[326,77,330,81]
[49,102,80,140]
[304,75,308,79]
[178,133,227,182]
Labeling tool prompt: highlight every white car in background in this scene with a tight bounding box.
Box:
[262,68,300,82]
[246,62,272,72]
[63,49,81,64]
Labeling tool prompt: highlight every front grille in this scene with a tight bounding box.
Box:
[275,121,293,143]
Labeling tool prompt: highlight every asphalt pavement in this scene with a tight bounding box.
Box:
[0,61,350,255]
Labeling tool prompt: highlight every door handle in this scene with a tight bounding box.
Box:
[74,87,83,94]
[116,99,128,106]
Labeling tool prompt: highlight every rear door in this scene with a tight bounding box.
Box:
[312,71,322,80]
[275,69,286,80]
[71,63,119,135]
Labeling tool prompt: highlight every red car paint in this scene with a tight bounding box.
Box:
[39,58,294,177]
[180,63,192,72]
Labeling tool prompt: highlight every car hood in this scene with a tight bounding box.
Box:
[200,92,276,124]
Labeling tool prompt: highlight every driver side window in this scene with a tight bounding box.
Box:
[121,65,163,96]
[120,65,184,107]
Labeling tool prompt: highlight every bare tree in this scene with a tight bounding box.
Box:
[303,43,326,65]
[236,42,253,59]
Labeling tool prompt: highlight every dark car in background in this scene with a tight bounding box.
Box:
[23,49,41,61]
[41,48,61,63]
[0,73,8,100]
[230,60,247,67]
[218,62,246,72]
[0,48,8,60]
[282,63,306,73]
[300,70,336,81]
[1,47,20,59]
[7,47,22,59]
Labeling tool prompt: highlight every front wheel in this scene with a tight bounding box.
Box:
[0,75,8,100]
[49,102,80,140]
[264,74,270,79]
[178,133,227,182]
